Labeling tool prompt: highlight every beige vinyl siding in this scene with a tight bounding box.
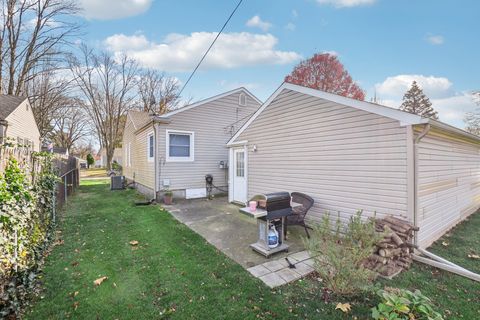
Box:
[158,91,260,191]
[416,129,480,247]
[122,117,155,190]
[5,100,40,151]
[235,89,409,224]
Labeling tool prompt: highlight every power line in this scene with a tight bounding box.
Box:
[177,0,244,98]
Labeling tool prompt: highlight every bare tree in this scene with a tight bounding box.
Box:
[137,69,181,114]
[71,141,95,159]
[51,102,89,152]
[464,91,480,135]
[69,45,137,170]
[0,0,80,95]
[25,64,73,139]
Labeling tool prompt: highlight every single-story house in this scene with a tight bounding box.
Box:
[99,147,123,167]
[227,82,480,248]
[0,95,40,152]
[41,146,69,158]
[123,87,261,199]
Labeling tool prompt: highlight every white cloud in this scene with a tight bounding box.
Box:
[375,74,453,99]
[374,75,477,129]
[292,9,298,18]
[79,0,152,20]
[316,0,376,8]
[321,50,339,56]
[104,32,301,72]
[285,23,296,31]
[426,34,445,45]
[246,15,272,32]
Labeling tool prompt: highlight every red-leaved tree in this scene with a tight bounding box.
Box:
[285,53,365,100]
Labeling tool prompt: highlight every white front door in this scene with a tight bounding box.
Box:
[233,148,247,203]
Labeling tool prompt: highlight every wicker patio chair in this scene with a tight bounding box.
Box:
[285,192,314,238]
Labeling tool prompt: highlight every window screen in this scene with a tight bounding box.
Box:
[148,134,154,158]
[169,134,190,157]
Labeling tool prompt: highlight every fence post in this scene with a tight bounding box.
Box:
[64,175,67,203]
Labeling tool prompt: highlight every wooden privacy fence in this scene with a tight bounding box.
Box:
[0,147,80,222]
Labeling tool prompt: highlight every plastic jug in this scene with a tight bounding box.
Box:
[268,224,279,248]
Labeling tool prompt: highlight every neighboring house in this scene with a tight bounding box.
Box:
[123,87,262,199]
[227,82,480,248]
[94,154,102,168]
[99,147,123,167]
[41,146,69,158]
[0,95,40,151]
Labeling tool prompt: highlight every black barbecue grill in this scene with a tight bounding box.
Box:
[252,192,292,219]
[241,192,293,257]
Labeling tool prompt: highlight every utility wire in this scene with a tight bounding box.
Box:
[177,0,244,98]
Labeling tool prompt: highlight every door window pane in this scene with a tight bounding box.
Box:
[236,151,244,177]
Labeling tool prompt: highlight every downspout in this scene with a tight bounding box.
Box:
[413,123,430,245]
[153,121,159,200]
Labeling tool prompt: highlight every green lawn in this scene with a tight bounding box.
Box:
[26,179,480,319]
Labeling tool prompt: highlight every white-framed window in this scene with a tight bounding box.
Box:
[147,131,154,162]
[239,92,247,106]
[166,130,194,162]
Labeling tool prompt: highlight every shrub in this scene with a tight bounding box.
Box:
[371,288,443,320]
[304,211,383,295]
[0,157,36,274]
[0,154,57,317]
[86,153,94,168]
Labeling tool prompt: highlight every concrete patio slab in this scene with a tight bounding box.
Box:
[247,264,270,278]
[166,196,307,268]
[277,268,302,282]
[293,262,315,276]
[259,272,287,288]
[262,259,288,272]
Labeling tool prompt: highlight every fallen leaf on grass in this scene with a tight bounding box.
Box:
[468,254,480,259]
[93,276,108,286]
[73,301,79,310]
[335,303,351,313]
[442,241,449,246]
[69,291,79,298]
[129,240,139,246]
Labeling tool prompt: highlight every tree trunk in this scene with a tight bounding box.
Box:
[106,147,114,171]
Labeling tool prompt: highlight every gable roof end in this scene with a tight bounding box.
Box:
[157,87,262,119]
[227,82,480,146]
[0,95,27,120]
[127,110,152,131]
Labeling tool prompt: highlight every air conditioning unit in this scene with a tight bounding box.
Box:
[111,176,125,190]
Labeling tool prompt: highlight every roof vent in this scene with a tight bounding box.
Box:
[239,93,247,106]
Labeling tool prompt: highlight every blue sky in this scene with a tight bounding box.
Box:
[77,0,480,129]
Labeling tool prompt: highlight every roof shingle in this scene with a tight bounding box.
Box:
[0,95,27,120]
[128,110,152,130]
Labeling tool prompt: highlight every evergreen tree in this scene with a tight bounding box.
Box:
[86,154,94,169]
[399,81,438,119]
